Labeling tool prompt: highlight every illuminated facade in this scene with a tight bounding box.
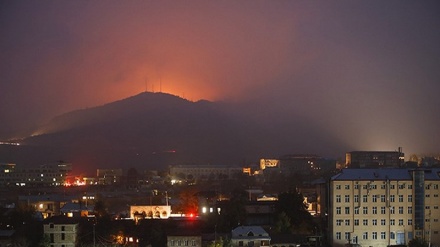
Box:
[329,168,440,247]
[130,205,171,221]
[259,159,280,170]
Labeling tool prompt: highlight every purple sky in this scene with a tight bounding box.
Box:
[1,1,439,157]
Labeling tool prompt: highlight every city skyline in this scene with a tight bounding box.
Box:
[1,1,440,158]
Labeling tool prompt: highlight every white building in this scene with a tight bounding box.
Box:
[167,235,202,247]
[231,226,271,247]
[330,168,440,247]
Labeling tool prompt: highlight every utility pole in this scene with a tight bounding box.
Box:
[93,222,96,247]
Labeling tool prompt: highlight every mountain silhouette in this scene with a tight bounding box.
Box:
[2,92,346,174]
[13,93,260,173]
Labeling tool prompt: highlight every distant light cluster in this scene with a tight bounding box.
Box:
[0,141,20,146]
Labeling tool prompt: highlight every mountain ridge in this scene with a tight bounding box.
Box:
[1,92,347,173]
[18,92,258,172]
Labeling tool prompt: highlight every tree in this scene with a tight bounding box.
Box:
[218,189,247,231]
[275,191,315,234]
[274,211,291,233]
[408,237,429,247]
[207,237,232,247]
[93,200,109,219]
[38,234,51,247]
[177,187,199,215]
[7,204,44,246]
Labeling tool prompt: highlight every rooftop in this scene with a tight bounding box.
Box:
[331,168,440,181]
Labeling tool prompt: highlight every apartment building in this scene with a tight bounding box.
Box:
[345,149,404,168]
[43,216,79,247]
[169,165,242,181]
[329,168,440,247]
[0,162,72,186]
[96,168,123,185]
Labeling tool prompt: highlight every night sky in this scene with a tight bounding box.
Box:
[1,1,440,157]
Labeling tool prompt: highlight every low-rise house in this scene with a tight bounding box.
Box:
[231,226,271,247]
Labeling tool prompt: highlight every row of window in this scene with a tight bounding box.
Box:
[169,240,197,246]
[237,240,269,246]
[336,194,415,203]
[335,184,439,190]
[335,230,439,241]
[335,205,439,215]
[335,218,439,226]
[335,194,439,203]
[336,231,388,240]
